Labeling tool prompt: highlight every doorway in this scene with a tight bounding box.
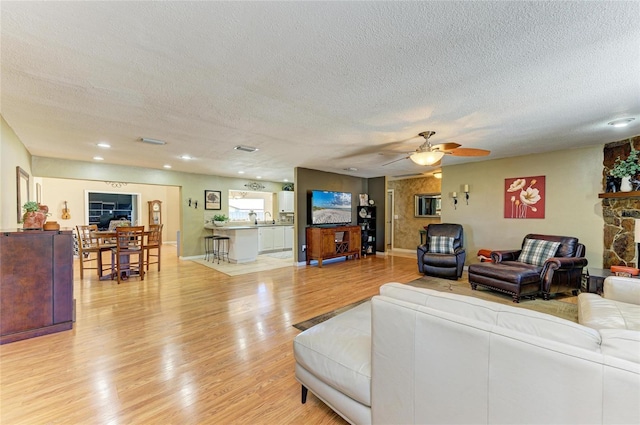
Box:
[386,189,395,250]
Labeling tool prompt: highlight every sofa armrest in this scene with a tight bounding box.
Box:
[491,249,520,262]
[604,276,640,305]
[540,257,588,292]
[544,256,588,272]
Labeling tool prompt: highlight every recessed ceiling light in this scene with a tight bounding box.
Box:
[163,164,172,169]
[344,167,358,172]
[256,176,262,179]
[180,155,193,160]
[608,118,636,127]
[283,179,289,182]
[238,171,245,174]
[93,156,104,161]
[97,142,111,148]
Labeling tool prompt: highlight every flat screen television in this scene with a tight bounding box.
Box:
[309,190,352,225]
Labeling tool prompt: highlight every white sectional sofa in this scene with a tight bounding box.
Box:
[578,275,640,330]
[293,282,640,424]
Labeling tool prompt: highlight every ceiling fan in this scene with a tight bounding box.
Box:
[382,131,490,166]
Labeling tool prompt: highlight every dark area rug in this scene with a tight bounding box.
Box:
[292,273,578,331]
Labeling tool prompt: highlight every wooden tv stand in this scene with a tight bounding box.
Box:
[306,225,361,267]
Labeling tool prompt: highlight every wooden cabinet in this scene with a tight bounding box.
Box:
[277,191,294,212]
[0,229,74,344]
[305,225,361,267]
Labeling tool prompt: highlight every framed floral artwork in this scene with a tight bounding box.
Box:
[504,175,545,219]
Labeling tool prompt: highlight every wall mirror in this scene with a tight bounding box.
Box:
[16,166,30,223]
[415,193,441,217]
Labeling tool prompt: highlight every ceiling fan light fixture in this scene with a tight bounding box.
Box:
[410,150,444,166]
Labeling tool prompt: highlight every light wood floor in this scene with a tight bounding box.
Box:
[0,247,421,424]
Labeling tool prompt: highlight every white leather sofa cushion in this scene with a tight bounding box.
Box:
[600,328,640,364]
[381,282,601,350]
[603,275,640,304]
[293,301,372,407]
[578,293,640,330]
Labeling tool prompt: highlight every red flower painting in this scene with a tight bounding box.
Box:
[504,176,545,219]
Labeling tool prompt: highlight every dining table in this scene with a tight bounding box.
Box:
[92,229,150,281]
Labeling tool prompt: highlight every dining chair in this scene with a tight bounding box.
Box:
[112,225,145,284]
[76,224,115,279]
[145,223,163,271]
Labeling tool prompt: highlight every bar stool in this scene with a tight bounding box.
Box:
[212,236,230,264]
[204,235,218,261]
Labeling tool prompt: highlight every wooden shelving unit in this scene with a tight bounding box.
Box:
[357,206,376,256]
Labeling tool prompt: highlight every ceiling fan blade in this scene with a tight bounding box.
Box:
[432,142,461,151]
[382,155,410,166]
[447,148,491,157]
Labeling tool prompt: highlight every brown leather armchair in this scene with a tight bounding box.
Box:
[417,223,466,280]
[468,234,588,302]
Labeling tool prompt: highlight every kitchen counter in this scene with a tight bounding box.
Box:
[204,225,258,263]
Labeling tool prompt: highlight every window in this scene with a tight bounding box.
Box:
[228,190,273,222]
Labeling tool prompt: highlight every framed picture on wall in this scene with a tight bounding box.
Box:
[503,175,546,219]
[205,190,221,210]
[16,166,29,223]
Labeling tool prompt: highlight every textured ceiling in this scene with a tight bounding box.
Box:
[2,1,639,181]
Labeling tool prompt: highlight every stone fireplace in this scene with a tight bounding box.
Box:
[602,135,640,268]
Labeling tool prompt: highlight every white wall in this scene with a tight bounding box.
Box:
[40,177,180,243]
[31,156,284,257]
[440,145,604,268]
[1,116,33,229]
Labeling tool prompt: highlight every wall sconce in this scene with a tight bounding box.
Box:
[452,191,458,210]
[464,184,470,205]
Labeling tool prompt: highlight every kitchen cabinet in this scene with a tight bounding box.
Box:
[284,226,293,249]
[258,226,287,253]
[259,227,274,252]
[277,191,294,212]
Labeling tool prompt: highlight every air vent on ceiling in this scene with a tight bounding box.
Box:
[392,173,424,178]
[140,137,166,145]
[234,145,259,153]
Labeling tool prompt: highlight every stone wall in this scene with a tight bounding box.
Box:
[602,135,640,268]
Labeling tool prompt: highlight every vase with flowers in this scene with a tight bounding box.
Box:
[610,148,640,192]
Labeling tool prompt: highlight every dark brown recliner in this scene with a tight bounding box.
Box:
[468,234,588,303]
[417,223,466,280]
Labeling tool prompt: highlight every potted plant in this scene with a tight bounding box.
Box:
[22,201,49,229]
[610,148,640,192]
[213,214,228,227]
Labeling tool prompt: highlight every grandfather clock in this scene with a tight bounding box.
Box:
[148,200,162,225]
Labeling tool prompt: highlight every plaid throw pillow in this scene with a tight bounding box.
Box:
[518,238,561,266]
[428,236,455,254]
